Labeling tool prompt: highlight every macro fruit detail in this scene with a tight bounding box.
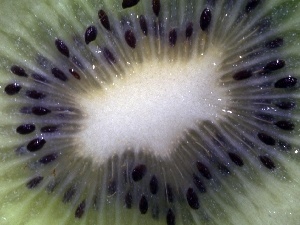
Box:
[0,0,299,225]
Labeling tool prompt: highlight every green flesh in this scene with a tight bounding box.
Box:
[0,0,300,225]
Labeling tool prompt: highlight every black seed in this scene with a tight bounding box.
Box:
[196,162,212,180]
[75,200,86,218]
[39,153,58,164]
[166,184,174,203]
[149,175,159,194]
[41,125,59,133]
[192,174,206,193]
[275,101,295,110]
[139,195,148,214]
[186,188,199,209]
[125,191,133,208]
[85,25,97,45]
[125,30,136,48]
[169,29,177,47]
[265,38,284,49]
[103,47,117,64]
[11,65,28,77]
[69,69,81,80]
[185,22,193,39]
[245,0,260,13]
[4,83,21,95]
[275,121,295,131]
[107,180,117,195]
[257,133,276,146]
[228,152,244,166]
[51,68,68,81]
[132,164,147,182]
[166,209,175,225]
[26,176,43,189]
[26,90,46,99]
[63,187,76,203]
[16,124,35,134]
[152,0,160,17]
[27,138,46,152]
[233,70,252,80]
[218,164,231,175]
[98,10,111,31]
[32,73,48,83]
[122,0,140,9]
[263,59,285,72]
[55,39,70,58]
[274,77,297,88]
[200,8,212,31]
[32,107,51,116]
[259,155,276,170]
[139,15,148,36]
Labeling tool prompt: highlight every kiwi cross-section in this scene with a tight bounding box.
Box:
[0,0,300,225]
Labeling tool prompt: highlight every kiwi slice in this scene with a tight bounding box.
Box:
[0,0,299,224]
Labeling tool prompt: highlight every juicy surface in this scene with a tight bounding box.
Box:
[0,0,299,225]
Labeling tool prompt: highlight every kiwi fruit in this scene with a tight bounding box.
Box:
[0,0,299,224]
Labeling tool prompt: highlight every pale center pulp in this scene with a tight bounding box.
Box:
[77,50,228,163]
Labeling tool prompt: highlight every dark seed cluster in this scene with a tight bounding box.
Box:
[11,65,28,77]
[125,30,137,48]
[185,23,193,39]
[16,124,36,134]
[259,155,276,170]
[200,8,212,31]
[98,10,111,31]
[132,164,147,181]
[275,77,297,88]
[122,0,140,9]
[228,152,244,167]
[27,138,46,152]
[258,133,276,146]
[39,153,58,164]
[193,174,206,193]
[186,188,200,209]
[149,175,159,194]
[55,39,70,58]
[75,200,86,218]
[26,176,44,189]
[52,67,68,81]
[245,0,261,14]
[139,195,148,214]
[263,59,285,73]
[166,209,175,225]
[4,0,298,225]
[85,26,97,45]
[5,83,21,95]
[169,29,177,47]
[152,0,161,17]
[139,15,148,36]
[196,162,212,180]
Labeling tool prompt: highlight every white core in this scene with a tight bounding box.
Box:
[77,49,228,163]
